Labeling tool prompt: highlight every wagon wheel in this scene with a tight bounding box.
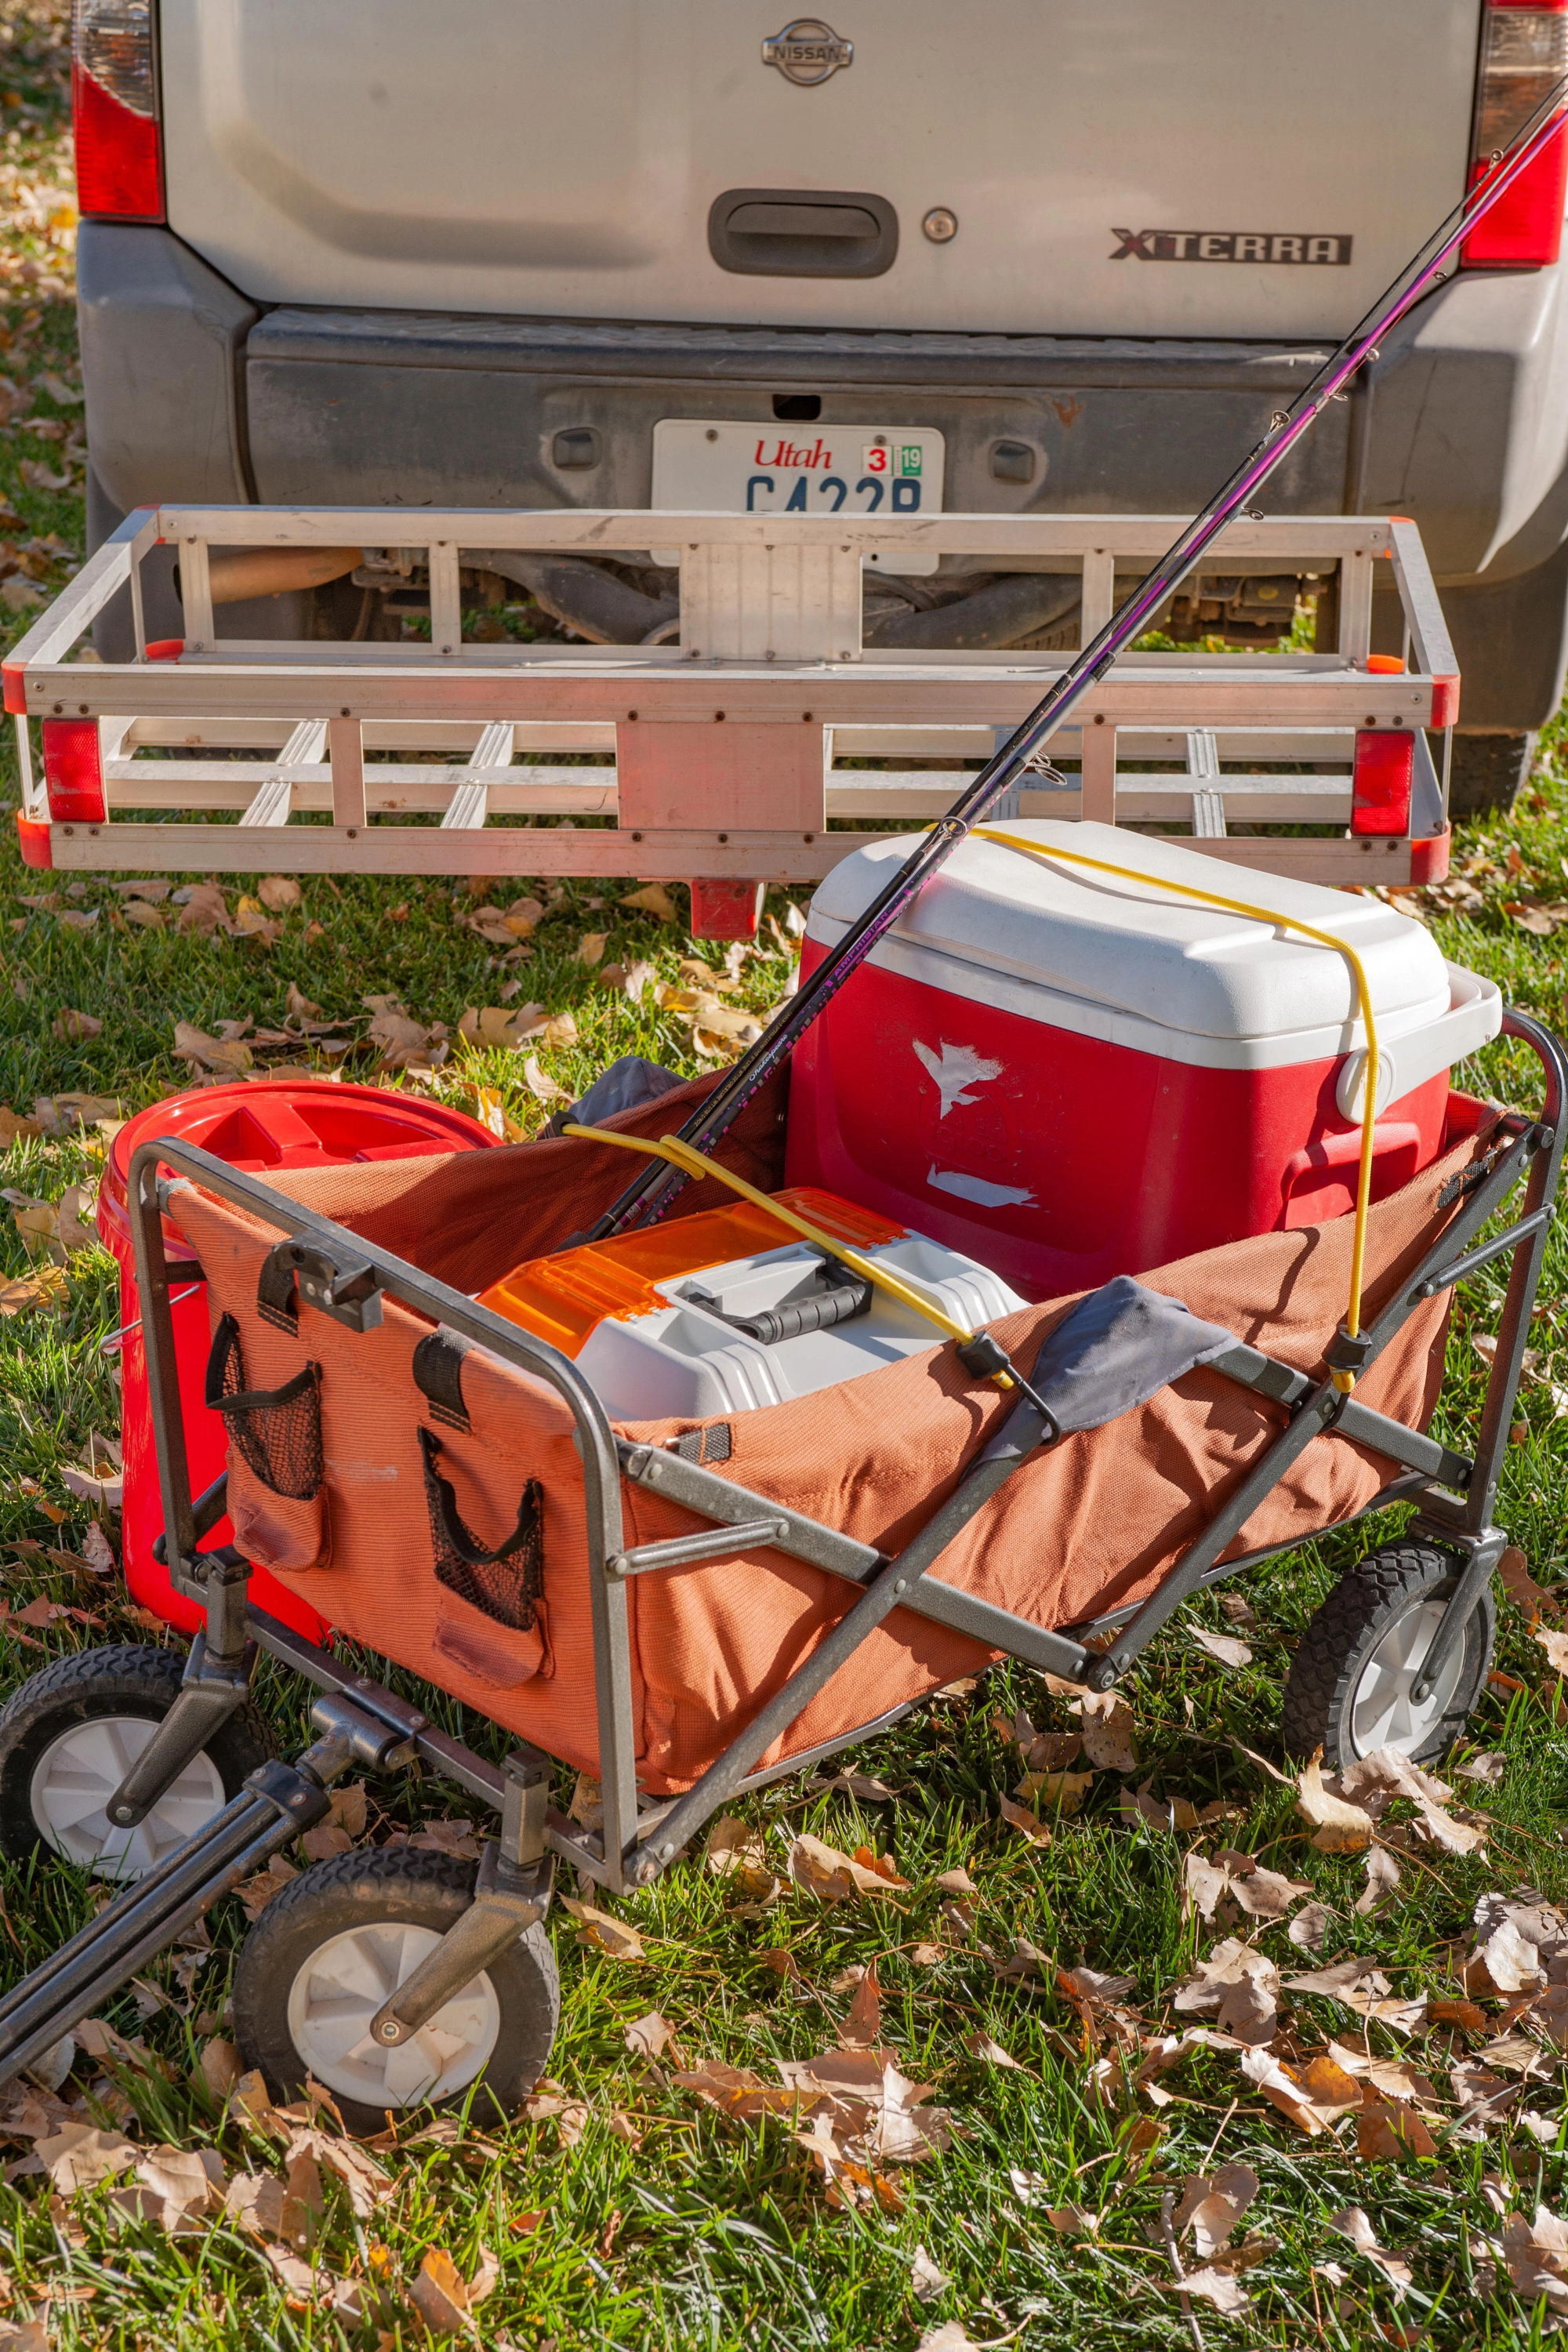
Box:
[0,1645,276,1882]
[1280,1541,1495,1770]
[232,1848,560,2136]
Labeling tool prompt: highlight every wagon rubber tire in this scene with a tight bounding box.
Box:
[1280,1542,1494,1769]
[0,1642,277,1879]
[231,1847,560,2136]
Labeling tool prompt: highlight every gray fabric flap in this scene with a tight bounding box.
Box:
[980,1276,1236,1458]
[546,1054,685,1138]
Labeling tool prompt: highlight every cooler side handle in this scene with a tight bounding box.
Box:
[1335,966,1503,1123]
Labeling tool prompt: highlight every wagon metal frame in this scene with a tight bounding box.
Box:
[0,1008,1555,2084]
[3,507,1457,916]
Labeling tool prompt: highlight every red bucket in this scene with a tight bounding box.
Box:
[98,1080,498,1638]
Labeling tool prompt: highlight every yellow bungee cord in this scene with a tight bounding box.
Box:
[570,836,1380,1397]
[561,1122,1017,1387]
[972,828,1378,1392]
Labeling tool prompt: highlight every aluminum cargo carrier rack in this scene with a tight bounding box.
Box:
[2,506,1456,935]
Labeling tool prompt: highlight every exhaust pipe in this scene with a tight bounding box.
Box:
[206,546,363,606]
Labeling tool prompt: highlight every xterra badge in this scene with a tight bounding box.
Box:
[763,19,854,85]
[1111,229,1353,265]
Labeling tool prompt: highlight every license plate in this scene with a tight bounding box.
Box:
[652,419,946,572]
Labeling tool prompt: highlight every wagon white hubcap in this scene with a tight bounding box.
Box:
[30,1715,226,1881]
[1349,1598,1467,1757]
[287,1923,501,2110]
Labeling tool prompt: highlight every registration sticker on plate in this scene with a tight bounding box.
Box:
[652,419,946,572]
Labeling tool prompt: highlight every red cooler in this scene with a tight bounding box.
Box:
[98,1080,498,1637]
[786,819,1501,1300]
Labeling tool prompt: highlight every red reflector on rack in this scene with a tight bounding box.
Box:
[42,719,106,825]
[1409,828,1452,885]
[14,814,53,872]
[2,663,25,716]
[1351,731,1414,837]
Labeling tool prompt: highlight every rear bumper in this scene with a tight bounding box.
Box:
[240,301,1356,524]
[76,220,1568,722]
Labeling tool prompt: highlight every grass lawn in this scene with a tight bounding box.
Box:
[8,8,1568,2348]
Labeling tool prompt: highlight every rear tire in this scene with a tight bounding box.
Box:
[1448,731,1536,818]
[0,1645,276,1882]
[1281,1543,1494,1769]
[232,1848,560,2136]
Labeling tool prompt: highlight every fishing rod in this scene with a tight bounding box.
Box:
[586,74,1568,1245]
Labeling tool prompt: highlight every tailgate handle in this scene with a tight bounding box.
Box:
[708,187,898,278]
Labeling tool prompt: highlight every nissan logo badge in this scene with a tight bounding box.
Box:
[762,19,854,85]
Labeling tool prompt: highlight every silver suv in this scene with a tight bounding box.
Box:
[73,0,1568,810]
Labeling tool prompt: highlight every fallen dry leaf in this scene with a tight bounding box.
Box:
[0,1265,67,1319]
[198,2038,241,2103]
[60,1458,120,1511]
[223,2169,285,2239]
[703,1815,780,1903]
[230,895,281,944]
[521,1053,569,1105]
[622,882,677,923]
[1355,2087,1439,2162]
[169,882,227,935]
[173,1020,252,1075]
[235,1853,297,1920]
[788,1832,909,1903]
[1174,1939,1279,2045]
[1165,2264,1250,2317]
[1501,2205,1568,2310]
[909,2244,952,2301]
[257,876,301,913]
[559,1896,645,1960]
[79,1521,116,1574]
[1189,1625,1254,1670]
[599,956,657,1004]
[1015,1768,1094,1816]
[32,2123,136,2191]
[408,2248,473,2336]
[1076,1690,1138,1772]
[1047,2201,1095,2236]
[838,1963,882,2051]
[1174,2161,1259,2256]
[1296,1754,1374,1851]
[1183,1850,1229,1923]
[50,1007,102,1044]
[1333,2205,1413,2296]
[997,1792,1053,1849]
[1242,2045,1362,2135]
[1356,1842,1404,1918]
[624,2013,675,2061]
[362,1001,438,1070]
[805,1768,900,1803]
[964,2030,1023,2071]
[575,931,608,967]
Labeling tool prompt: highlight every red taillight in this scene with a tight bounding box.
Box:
[42,720,107,825]
[1351,731,1414,837]
[1463,1,1568,268]
[71,0,163,222]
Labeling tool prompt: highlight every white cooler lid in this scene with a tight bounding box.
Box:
[808,820,1457,1070]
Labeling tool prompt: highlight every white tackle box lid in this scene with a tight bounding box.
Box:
[808,819,1472,1074]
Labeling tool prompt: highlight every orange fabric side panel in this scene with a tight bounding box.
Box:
[167,1103,1486,1797]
